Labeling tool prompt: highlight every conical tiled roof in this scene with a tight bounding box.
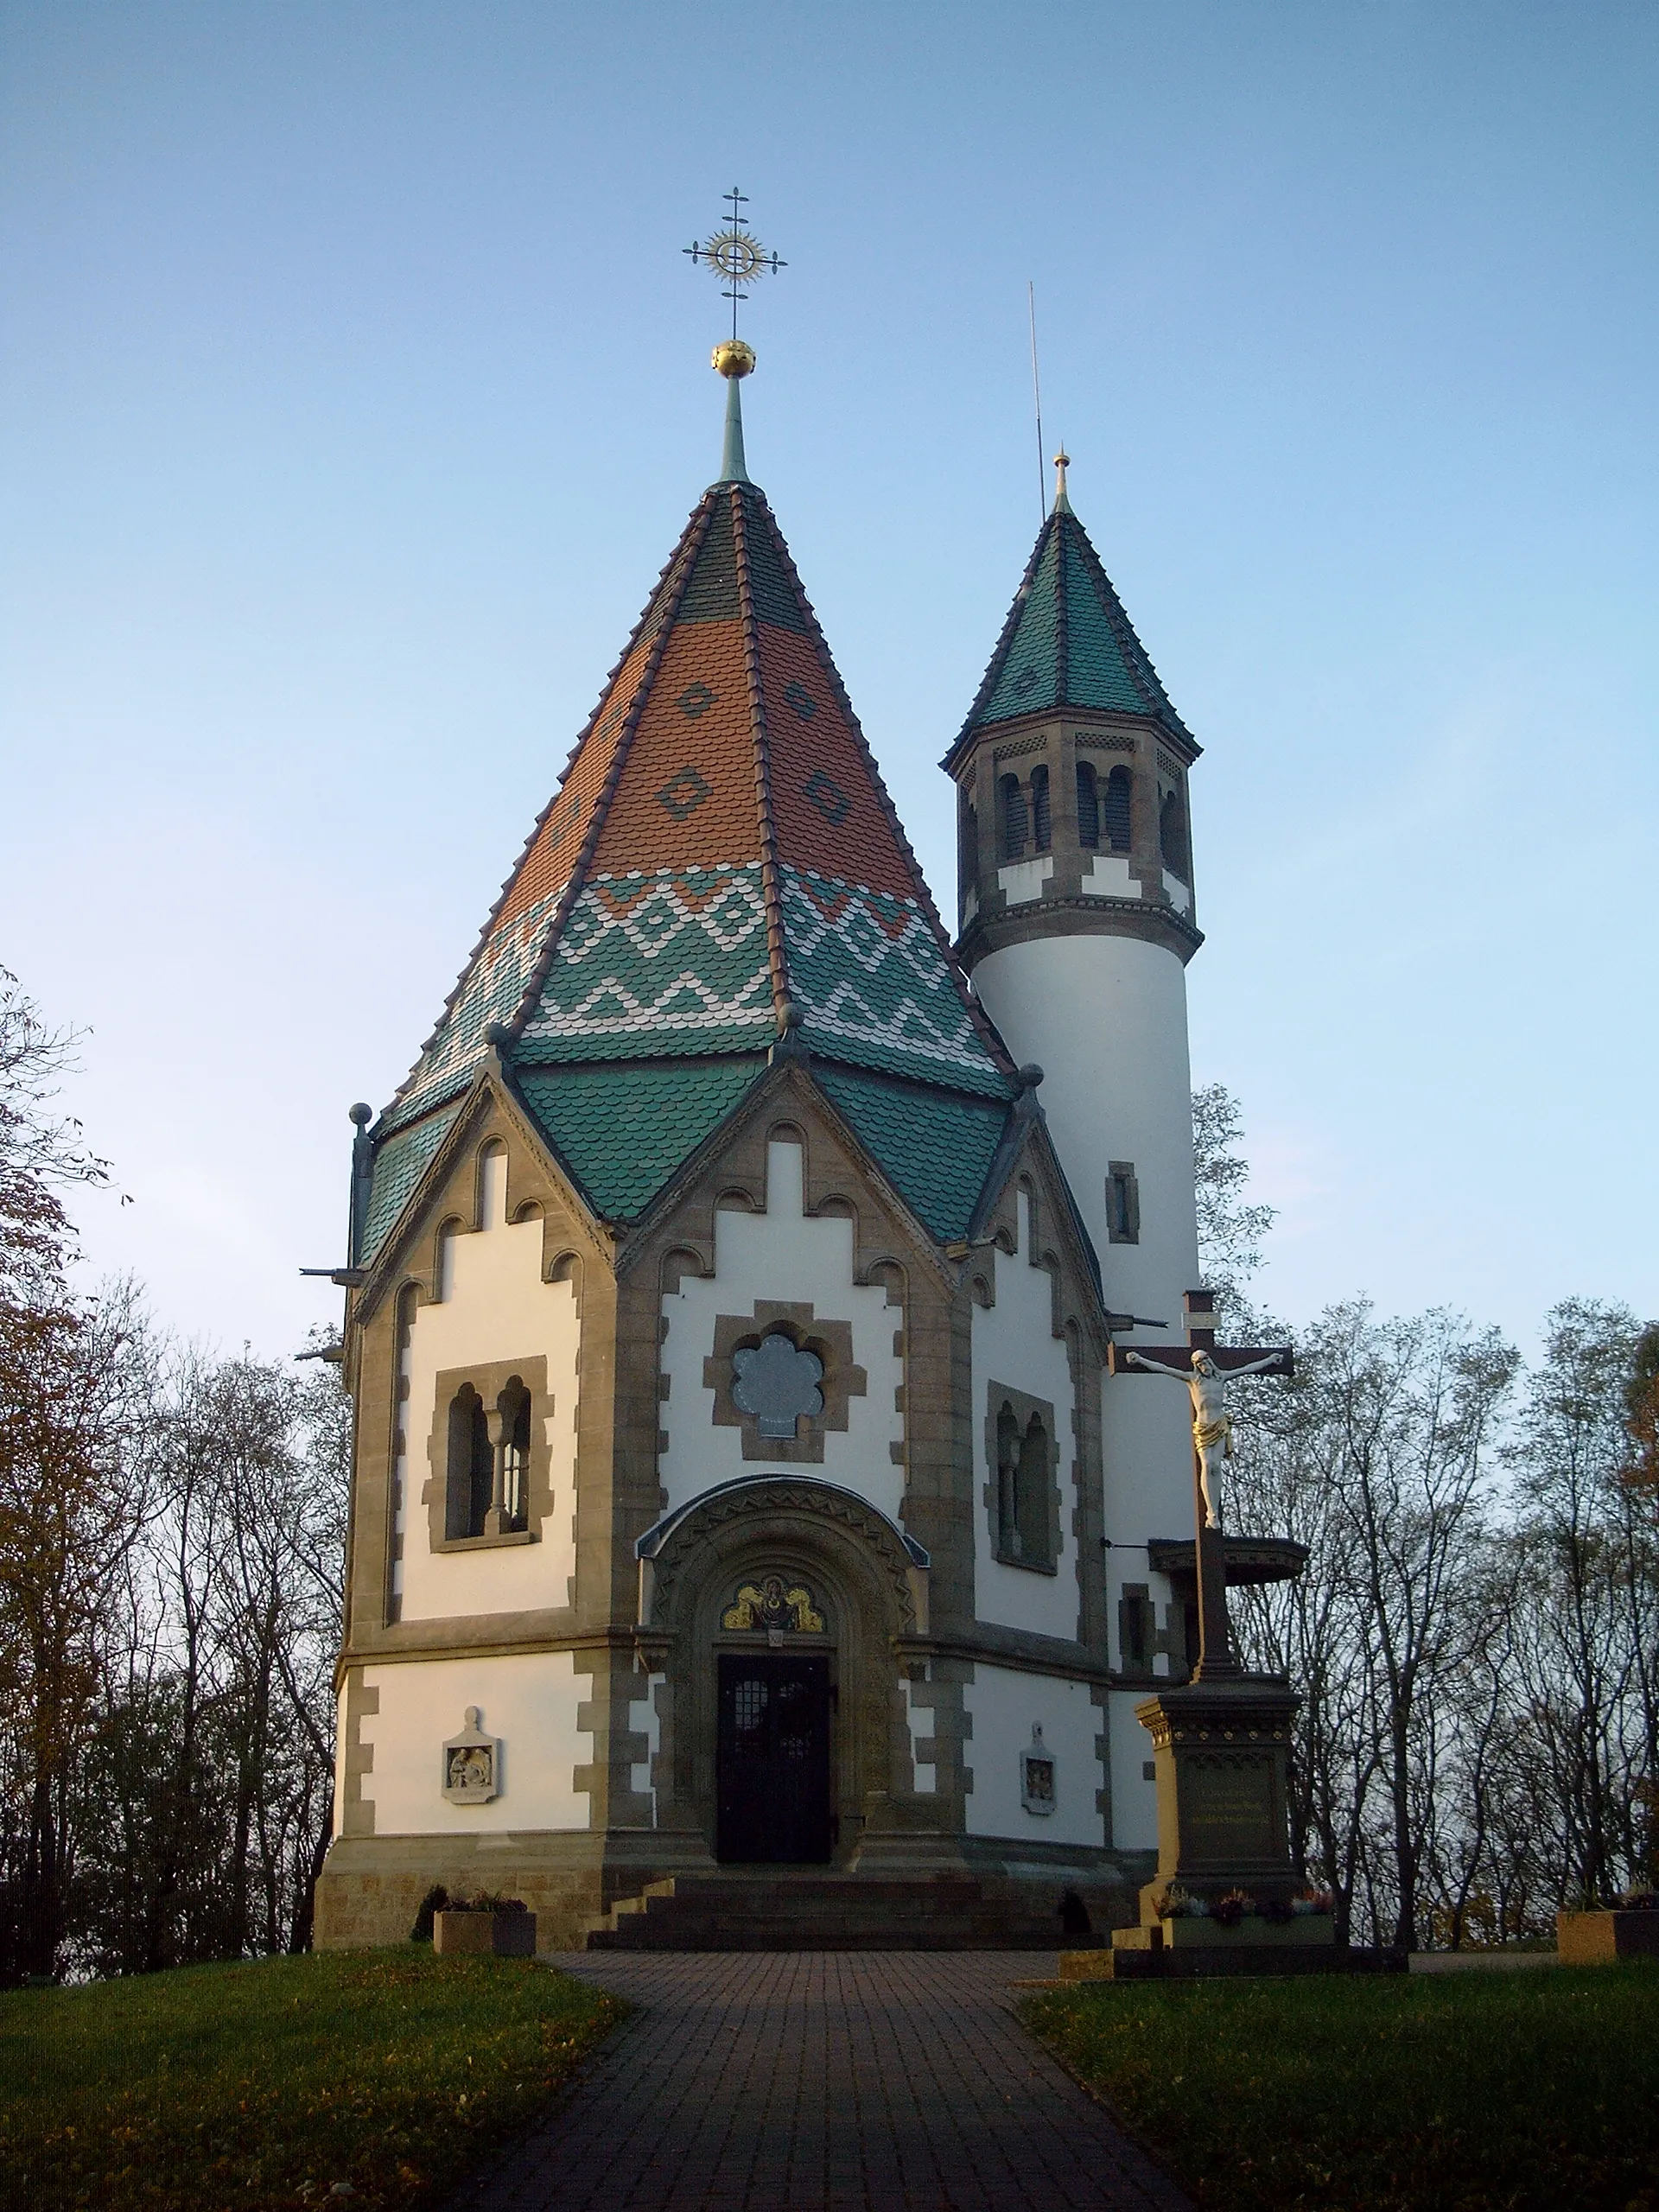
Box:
[949,503,1192,756]
[363,464,1018,1249]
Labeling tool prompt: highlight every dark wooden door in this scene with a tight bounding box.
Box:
[716,1655,832,1864]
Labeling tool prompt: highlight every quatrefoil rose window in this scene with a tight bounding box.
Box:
[730,1332,824,1439]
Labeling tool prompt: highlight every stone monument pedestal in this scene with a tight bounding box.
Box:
[1060,1675,1401,1980]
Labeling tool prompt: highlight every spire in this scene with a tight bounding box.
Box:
[945,478,1192,760]
[713,339,754,485]
[383,472,1015,1143]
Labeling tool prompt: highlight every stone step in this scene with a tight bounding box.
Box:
[583,1872,1077,1951]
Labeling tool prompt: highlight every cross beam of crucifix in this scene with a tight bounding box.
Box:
[1109,1290,1294,1679]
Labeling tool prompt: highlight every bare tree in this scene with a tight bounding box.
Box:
[1507,1300,1653,1904]
[72,1345,347,1974]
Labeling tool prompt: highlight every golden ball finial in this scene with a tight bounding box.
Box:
[712,338,757,379]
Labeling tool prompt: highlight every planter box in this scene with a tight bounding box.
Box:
[1556,1910,1659,1965]
[1064,1940,1401,1982]
[433,1910,537,1959]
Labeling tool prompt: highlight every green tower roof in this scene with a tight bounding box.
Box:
[948,501,1192,760]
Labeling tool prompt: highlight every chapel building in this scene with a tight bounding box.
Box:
[315,352,1210,1950]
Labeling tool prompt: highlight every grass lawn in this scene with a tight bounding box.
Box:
[1024,1962,1659,2212]
[1,1949,626,2212]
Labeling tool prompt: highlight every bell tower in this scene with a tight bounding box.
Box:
[944,455,1203,1707]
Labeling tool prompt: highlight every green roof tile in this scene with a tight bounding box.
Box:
[954,505,1190,747]
[514,1056,766,1220]
[361,1104,461,1265]
[814,1065,1011,1243]
[1063,535,1161,713]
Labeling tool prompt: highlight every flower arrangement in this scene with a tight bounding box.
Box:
[1290,1886,1335,1917]
[1260,1896,1295,1925]
[1154,1885,1210,1920]
[1615,1882,1657,1912]
[1211,1889,1257,1928]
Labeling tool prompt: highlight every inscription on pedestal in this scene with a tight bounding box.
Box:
[1182,1751,1276,1862]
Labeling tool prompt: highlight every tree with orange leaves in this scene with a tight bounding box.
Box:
[0,969,146,1983]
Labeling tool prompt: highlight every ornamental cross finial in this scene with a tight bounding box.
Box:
[684,187,787,343]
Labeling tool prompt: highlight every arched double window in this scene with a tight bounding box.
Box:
[1076,761,1100,849]
[999,774,1028,861]
[1103,765,1133,854]
[445,1376,532,1539]
[994,1395,1055,1570]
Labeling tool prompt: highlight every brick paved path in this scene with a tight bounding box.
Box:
[452,1952,1191,2212]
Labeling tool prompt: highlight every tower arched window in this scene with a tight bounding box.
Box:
[999,774,1028,861]
[1103,766,1133,853]
[959,793,979,888]
[1030,765,1052,854]
[445,1384,493,1541]
[1160,786,1189,880]
[1076,761,1099,849]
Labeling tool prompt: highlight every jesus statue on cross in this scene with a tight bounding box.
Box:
[1122,1343,1287,1529]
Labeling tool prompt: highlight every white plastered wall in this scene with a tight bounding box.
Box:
[629,1673,664,1820]
[397,1144,580,1622]
[658,1137,904,1520]
[357,1649,593,1834]
[970,1187,1079,1640]
[1107,1688,1159,1850]
[903,1672,938,1794]
[971,931,1200,1846]
[963,1663,1103,1848]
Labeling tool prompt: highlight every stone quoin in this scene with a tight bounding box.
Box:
[311,311,1285,1953]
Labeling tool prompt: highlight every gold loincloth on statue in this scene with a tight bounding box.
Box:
[1193,1414,1233,1457]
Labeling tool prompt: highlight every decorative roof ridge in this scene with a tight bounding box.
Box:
[808,1048,1017,1103]
[966,1085,1105,1319]
[731,485,792,1032]
[495,491,722,1048]
[1052,505,1071,722]
[385,490,719,1113]
[745,487,1020,1084]
[1063,512,1193,747]
[943,512,1058,770]
[359,1057,609,1320]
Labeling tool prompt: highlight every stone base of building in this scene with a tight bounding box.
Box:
[313,1831,1154,1954]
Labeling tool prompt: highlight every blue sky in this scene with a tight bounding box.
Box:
[3,1,1655,1357]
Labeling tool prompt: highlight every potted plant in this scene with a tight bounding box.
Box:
[429,1889,537,1959]
[1557,1882,1659,1965]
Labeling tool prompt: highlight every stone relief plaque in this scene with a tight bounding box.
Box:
[1020,1725,1057,1815]
[442,1706,500,1805]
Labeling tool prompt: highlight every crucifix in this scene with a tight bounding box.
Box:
[1108,1290,1293,1679]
